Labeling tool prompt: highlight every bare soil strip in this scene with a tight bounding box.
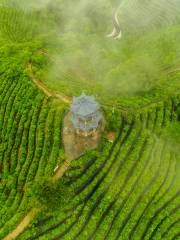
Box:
[107,5,122,39]
[53,158,73,181]
[28,63,72,104]
[3,208,39,240]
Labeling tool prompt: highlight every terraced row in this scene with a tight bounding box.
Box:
[0,62,66,239]
[120,0,180,32]
[19,95,180,240]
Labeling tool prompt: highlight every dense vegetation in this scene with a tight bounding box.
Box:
[0,0,179,239]
[0,45,66,238]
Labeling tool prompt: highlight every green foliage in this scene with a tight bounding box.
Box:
[162,122,180,146]
[0,1,179,239]
[0,46,66,238]
[17,94,180,240]
[29,177,69,211]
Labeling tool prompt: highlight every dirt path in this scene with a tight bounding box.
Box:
[52,158,73,181]
[107,4,122,39]
[3,208,39,240]
[28,63,72,104]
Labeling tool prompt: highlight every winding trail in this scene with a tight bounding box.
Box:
[107,4,122,40]
[53,157,73,181]
[27,63,72,104]
[3,208,39,240]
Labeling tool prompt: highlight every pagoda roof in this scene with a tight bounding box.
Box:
[70,93,100,117]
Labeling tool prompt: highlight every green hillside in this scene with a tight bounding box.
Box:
[0,0,179,239]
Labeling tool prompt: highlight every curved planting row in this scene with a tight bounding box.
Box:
[18,94,180,240]
[0,62,66,239]
[120,0,180,33]
[0,4,35,43]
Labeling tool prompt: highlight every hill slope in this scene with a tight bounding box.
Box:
[0,0,180,239]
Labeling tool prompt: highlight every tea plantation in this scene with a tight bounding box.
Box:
[0,0,179,239]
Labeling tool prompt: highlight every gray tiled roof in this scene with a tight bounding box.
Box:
[70,93,100,117]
